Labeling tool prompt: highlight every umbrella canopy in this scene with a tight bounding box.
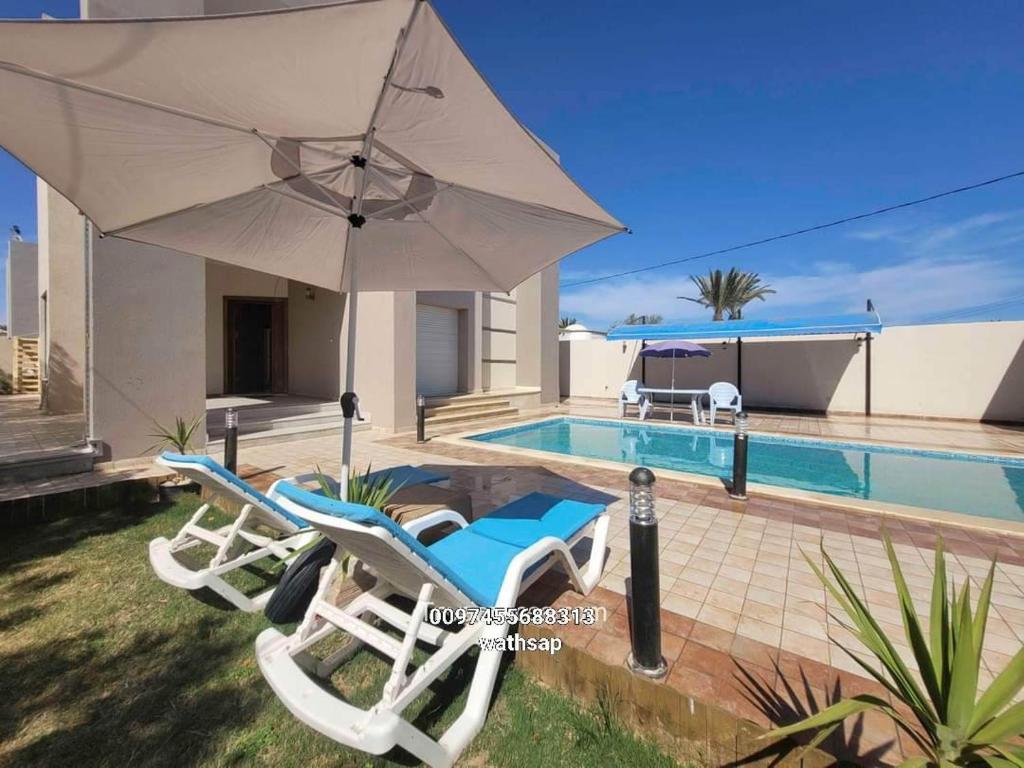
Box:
[0,1,622,493]
[0,1,624,292]
[0,1,624,487]
[639,340,711,358]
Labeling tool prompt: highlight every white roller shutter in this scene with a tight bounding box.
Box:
[416,305,459,396]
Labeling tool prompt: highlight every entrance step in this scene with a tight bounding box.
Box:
[206,398,366,448]
[0,442,100,483]
[425,404,518,427]
[424,399,514,418]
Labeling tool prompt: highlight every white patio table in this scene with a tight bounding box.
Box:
[637,387,709,424]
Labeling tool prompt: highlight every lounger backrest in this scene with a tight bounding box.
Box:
[157,452,307,531]
[709,381,739,406]
[621,379,640,402]
[273,483,478,608]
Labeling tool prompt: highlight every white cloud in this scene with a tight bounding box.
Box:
[565,210,1024,329]
[562,255,1024,329]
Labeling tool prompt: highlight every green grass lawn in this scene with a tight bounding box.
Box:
[0,493,686,767]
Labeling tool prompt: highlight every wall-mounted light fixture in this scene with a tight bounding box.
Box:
[305,286,315,301]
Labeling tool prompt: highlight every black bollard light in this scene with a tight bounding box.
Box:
[627,466,668,679]
[729,411,749,500]
[224,407,238,474]
[416,394,426,443]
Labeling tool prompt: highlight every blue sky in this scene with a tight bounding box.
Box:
[2,0,1023,329]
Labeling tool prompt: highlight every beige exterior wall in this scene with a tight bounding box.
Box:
[36,181,86,415]
[6,240,38,337]
[205,262,289,395]
[482,290,518,390]
[90,235,207,459]
[560,320,1024,422]
[288,281,343,400]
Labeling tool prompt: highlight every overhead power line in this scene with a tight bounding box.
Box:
[919,296,1024,324]
[562,168,1024,289]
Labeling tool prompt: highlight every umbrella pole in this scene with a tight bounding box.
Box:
[340,281,358,497]
[338,129,378,500]
[670,356,676,422]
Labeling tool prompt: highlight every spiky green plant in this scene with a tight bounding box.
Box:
[147,415,203,455]
[313,463,401,509]
[763,534,1024,767]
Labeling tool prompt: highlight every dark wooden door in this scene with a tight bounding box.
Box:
[224,298,288,394]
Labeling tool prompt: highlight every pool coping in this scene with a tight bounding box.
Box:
[441,414,1024,537]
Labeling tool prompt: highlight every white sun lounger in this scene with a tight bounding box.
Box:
[256,484,610,768]
[148,453,447,612]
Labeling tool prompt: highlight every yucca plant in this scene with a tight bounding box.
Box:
[147,415,203,455]
[314,463,401,509]
[147,415,203,488]
[764,534,1024,767]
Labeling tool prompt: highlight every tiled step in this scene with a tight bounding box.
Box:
[206,400,367,448]
[0,443,100,482]
[206,419,371,451]
[425,400,512,417]
[425,405,519,427]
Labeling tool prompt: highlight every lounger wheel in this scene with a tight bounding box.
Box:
[264,537,337,624]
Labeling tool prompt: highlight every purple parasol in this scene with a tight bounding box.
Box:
[639,340,711,358]
[638,340,710,420]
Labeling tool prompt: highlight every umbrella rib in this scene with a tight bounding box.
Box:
[366,165,505,289]
[104,175,349,237]
[0,60,273,140]
[251,130,352,216]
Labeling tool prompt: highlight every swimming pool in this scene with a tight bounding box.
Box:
[469,417,1024,523]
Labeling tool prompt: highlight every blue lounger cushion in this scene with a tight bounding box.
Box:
[273,485,604,606]
[364,465,448,488]
[467,493,605,549]
[160,452,308,528]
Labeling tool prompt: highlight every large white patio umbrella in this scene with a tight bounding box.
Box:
[0,1,625,491]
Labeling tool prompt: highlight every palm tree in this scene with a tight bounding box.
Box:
[558,316,577,330]
[727,270,775,319]
[680,268,775,321]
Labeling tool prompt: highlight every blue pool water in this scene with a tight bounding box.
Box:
[469,417,1024,523]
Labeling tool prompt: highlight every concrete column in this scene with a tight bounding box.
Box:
[35,181,86,415]
[341,290,416,432]
[90,235,207,460]
[516,264,560,403]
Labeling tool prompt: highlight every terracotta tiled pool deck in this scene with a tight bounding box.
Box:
[222,410,1024,765]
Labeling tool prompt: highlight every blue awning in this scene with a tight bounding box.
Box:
[606,311,882,341]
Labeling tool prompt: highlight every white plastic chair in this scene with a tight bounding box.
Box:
[708,381,742,425]
[256,484,610,767]
[618,379,651,420]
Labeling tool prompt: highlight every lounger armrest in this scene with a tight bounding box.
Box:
[493,535,570,607]
[270,473,340,498]
[401,509,469,539]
